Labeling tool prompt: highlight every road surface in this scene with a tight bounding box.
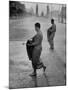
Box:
[9,16,66,89]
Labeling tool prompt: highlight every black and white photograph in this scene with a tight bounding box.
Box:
[9,0,66,89]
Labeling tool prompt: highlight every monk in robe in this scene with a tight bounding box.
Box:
[27,23,46,76]
[47,19,56,50]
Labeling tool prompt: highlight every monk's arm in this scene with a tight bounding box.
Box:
[31,35,40,46]
[50,25,56,32]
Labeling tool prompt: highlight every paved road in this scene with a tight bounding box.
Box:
[9,16,66,89]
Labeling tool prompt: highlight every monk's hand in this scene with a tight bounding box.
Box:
[27,44,31,46]
[28,43,33,46]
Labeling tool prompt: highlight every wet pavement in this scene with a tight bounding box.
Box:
[9,16,66,89]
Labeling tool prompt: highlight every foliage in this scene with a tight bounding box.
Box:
[9,1,25,17]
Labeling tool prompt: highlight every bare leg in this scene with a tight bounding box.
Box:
[49,39,54,50]
[50,40,54,49]
[30,63,37,76]
[42,63,46,72]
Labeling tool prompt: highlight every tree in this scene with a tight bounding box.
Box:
[47,5,49,15]
[60,6,66,23]
[9,1,25,17]
[36,4,38,16]
[29,7,34,15]
[41,11,44,16]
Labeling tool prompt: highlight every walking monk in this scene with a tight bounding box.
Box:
[27,22,46,76]
[47,19,56,50]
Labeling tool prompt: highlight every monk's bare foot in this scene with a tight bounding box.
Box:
[43,66,46,72]
[50,47,54,50]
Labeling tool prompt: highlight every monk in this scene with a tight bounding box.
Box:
[27,23,46,76]
[47,19,56,50]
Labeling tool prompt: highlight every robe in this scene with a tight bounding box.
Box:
[47,24,56,41]
[26,31,43,69]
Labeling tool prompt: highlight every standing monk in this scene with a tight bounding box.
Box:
[27,23,46,76]
[47,19,56,50]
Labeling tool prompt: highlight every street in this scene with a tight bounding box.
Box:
[9,16,66,89]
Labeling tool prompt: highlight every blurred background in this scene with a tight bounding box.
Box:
[9,1,66,23]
